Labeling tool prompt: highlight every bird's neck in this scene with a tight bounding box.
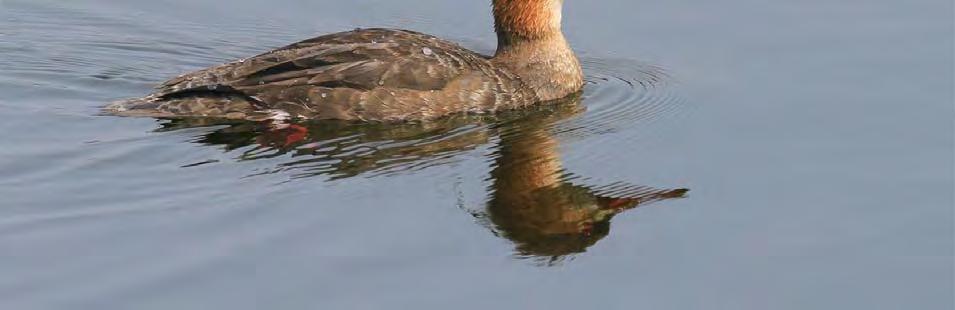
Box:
[492,0,581,101]
[493,0,563,47]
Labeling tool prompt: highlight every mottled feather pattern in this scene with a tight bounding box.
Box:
[107,29,540,121]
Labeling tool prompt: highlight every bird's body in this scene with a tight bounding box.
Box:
[106,0,582,121]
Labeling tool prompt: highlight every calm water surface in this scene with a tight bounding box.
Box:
[1,0,952,309]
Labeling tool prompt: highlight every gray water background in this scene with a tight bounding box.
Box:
[0,0,952,309]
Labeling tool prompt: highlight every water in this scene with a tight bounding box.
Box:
[1,0,952,309]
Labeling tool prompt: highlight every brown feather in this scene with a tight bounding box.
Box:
[106,0,583,122]
[106,29,539,121]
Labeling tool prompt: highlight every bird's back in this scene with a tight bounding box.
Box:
[106,28,538,121]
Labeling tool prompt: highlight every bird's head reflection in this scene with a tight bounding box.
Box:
[159,94,687,261]
[484,102,688,262]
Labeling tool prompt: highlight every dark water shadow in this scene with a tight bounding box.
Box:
[156,92,688,263]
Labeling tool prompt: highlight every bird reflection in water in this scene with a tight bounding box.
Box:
[159,94,688,262]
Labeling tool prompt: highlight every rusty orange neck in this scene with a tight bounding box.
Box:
[493,0,563,43]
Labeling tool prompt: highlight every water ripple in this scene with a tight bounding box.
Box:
[555,57,688,142]
[0,1,691,263]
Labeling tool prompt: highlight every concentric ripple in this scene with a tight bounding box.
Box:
[554,57,688,142]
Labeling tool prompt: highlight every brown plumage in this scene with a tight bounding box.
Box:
[106,0,581,122]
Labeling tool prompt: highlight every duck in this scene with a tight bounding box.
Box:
[106,0,583,122]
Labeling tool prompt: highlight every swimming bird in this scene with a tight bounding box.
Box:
[106,0,583,121]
